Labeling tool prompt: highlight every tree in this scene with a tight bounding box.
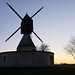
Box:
[39,43,50,52]
[64,37,75,59]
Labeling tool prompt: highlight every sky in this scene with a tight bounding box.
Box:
[0,0,75,64]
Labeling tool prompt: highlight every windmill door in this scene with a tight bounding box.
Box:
[49,56,52,66]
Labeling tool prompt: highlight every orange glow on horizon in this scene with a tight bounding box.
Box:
[54,57,75,64]
[54,53,75,64]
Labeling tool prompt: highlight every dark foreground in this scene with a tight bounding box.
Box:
[0,66,75,75]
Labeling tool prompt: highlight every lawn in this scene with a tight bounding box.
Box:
[0,66,75,75]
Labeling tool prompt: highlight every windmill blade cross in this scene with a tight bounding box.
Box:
[5,3,44,43]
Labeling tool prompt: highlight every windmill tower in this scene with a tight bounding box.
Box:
[5,3,43,51]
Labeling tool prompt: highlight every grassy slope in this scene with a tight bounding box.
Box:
[0,67,75,75]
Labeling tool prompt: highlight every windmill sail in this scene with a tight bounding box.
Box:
[6,2,22,20]
[5,3,43,43]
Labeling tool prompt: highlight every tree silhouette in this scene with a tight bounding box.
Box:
[39,44,50,52]
[64,37,75,59]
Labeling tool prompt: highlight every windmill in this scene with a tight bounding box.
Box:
[5,3,44,51]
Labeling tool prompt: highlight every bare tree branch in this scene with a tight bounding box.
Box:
[64,37,75,59]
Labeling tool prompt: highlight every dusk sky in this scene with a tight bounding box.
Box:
[0,0,75,64]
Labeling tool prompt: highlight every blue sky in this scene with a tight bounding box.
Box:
[0,0,75,64]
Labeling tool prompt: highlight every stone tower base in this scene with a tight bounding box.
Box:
[0,51,54,67]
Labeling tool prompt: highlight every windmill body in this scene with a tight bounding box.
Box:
[17,14,36,51]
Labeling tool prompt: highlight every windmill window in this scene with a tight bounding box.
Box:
[3,56,7,63]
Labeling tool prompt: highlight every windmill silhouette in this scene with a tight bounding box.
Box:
[5,3,44,51]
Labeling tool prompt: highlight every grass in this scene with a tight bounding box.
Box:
[0,66,75,75]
